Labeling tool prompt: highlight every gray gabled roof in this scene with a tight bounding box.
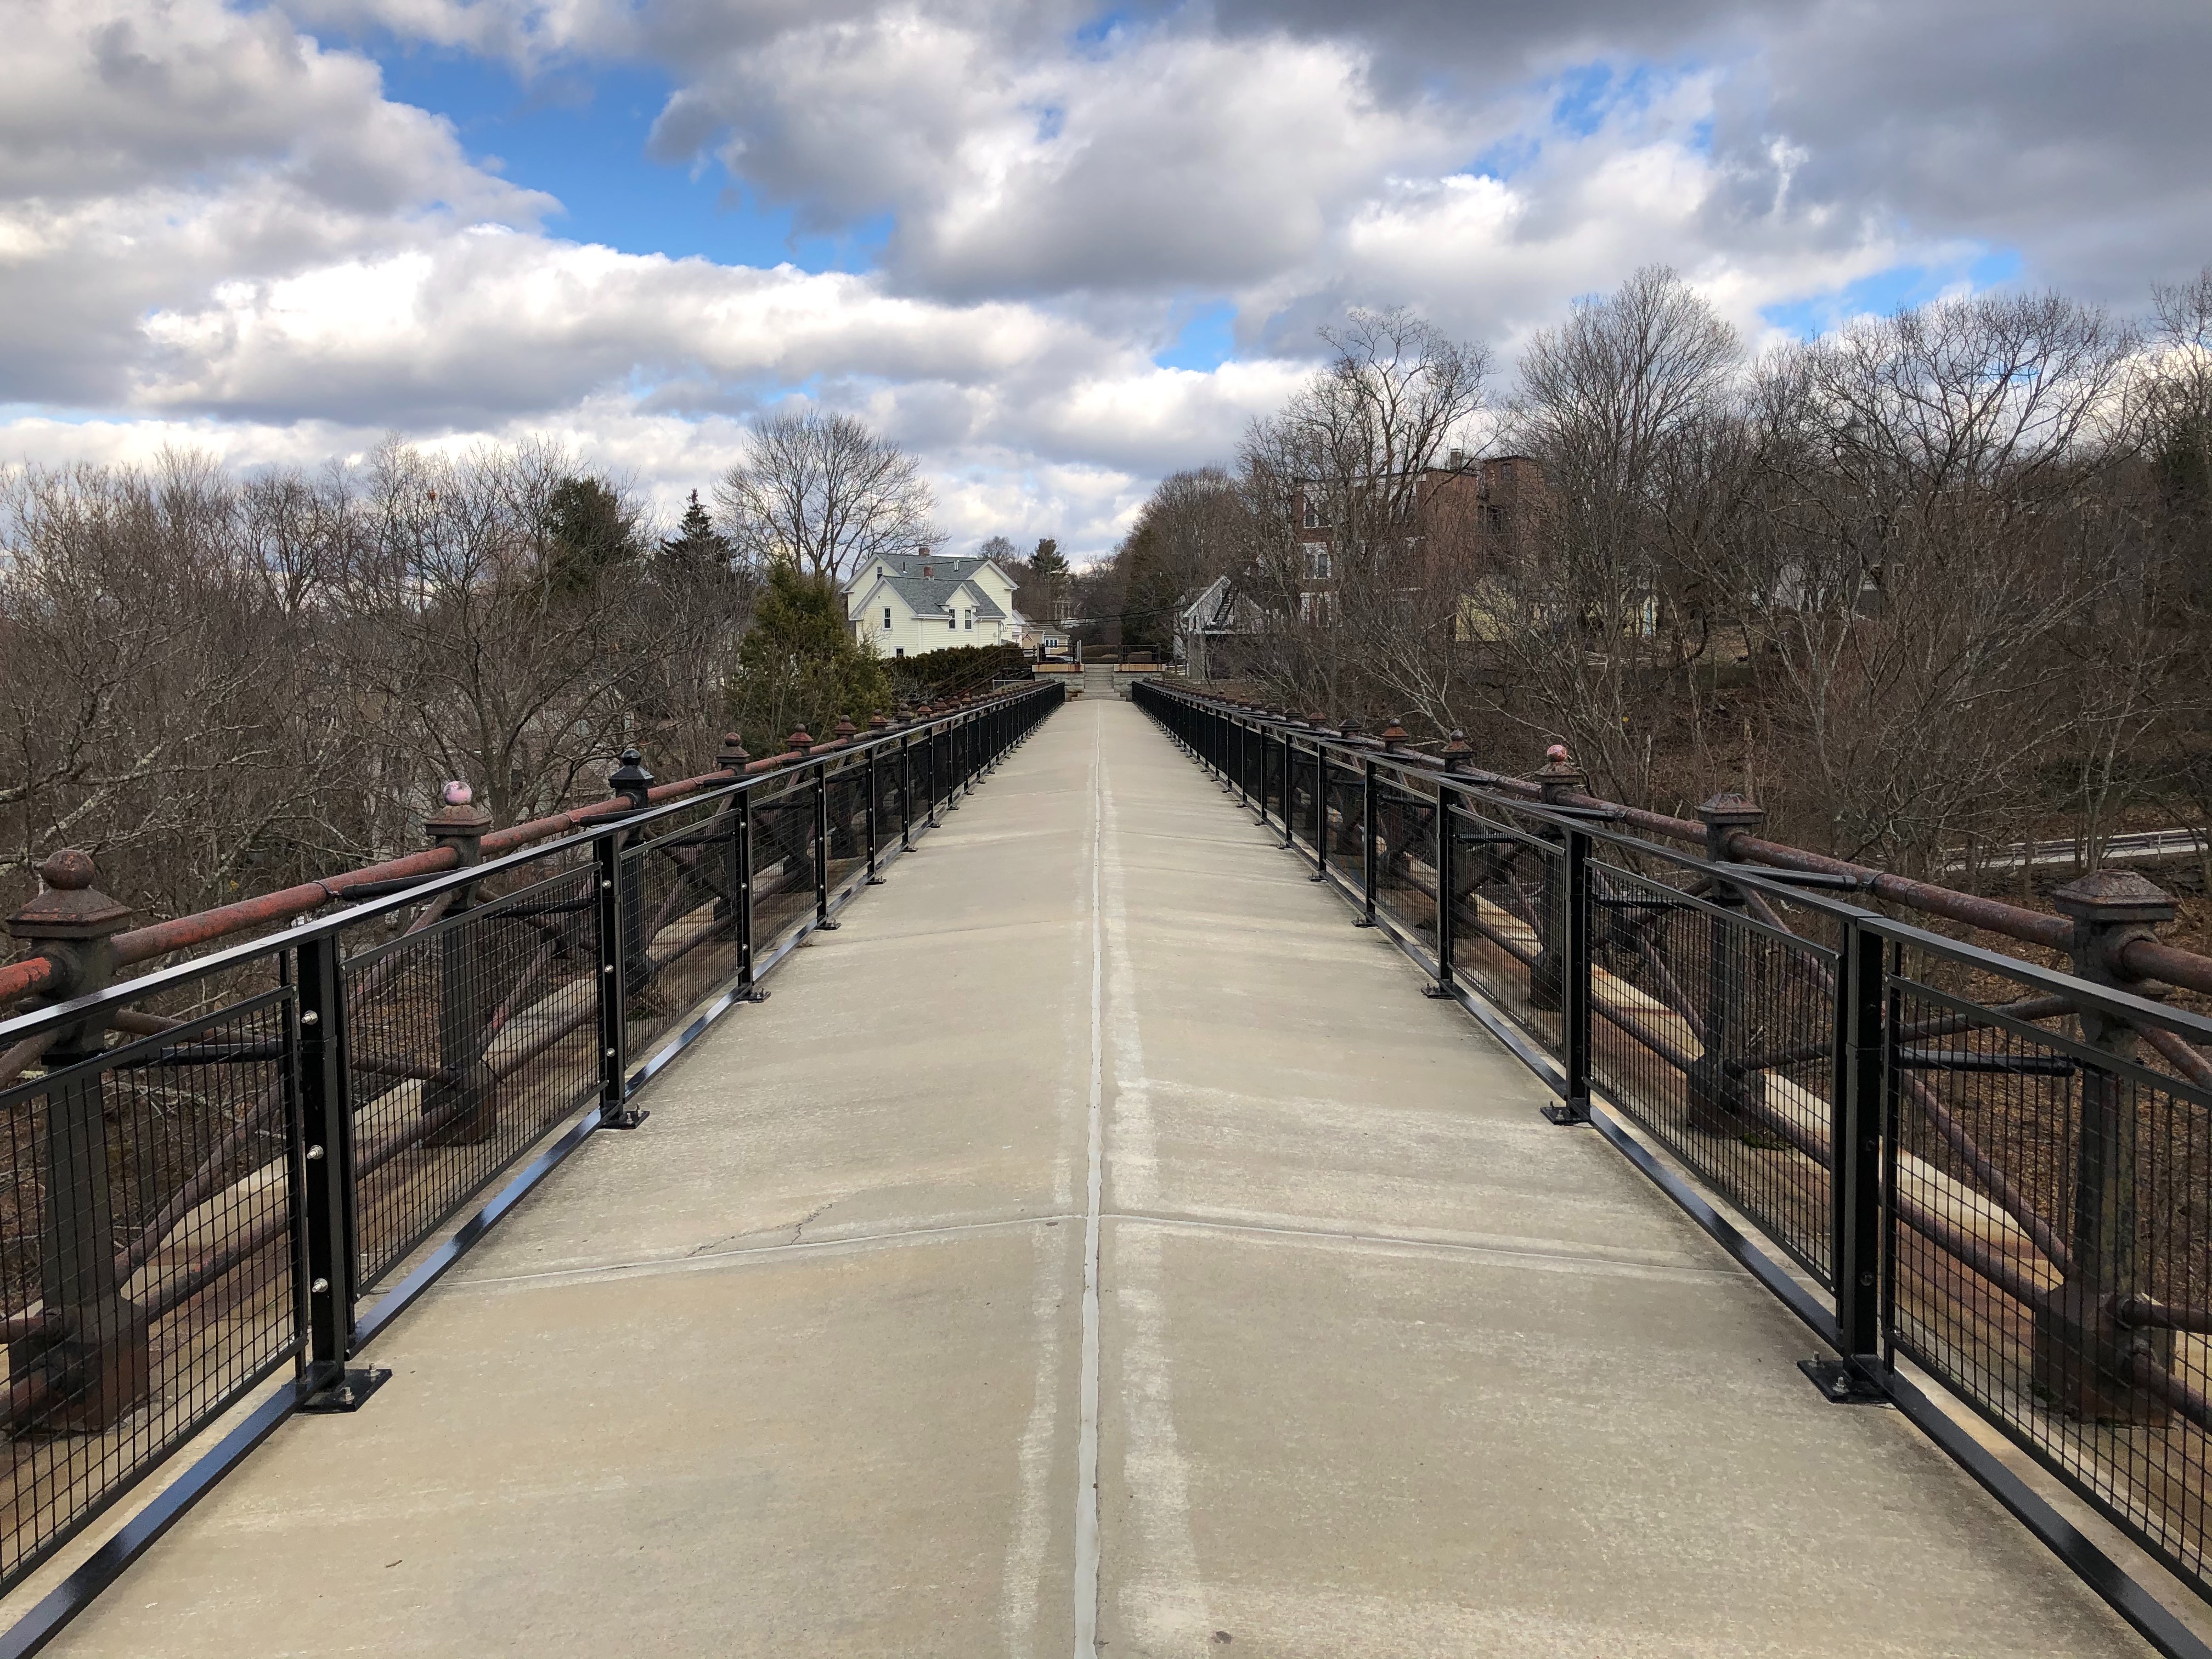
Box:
[858,570,1006,622]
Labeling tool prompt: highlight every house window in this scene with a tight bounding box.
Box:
[882,607,893,629]
[1301,499,1320,529]
[894,646,905,658]
[1300,591,1333,624]
[964,611,974,630]
[1302,543,1331,580]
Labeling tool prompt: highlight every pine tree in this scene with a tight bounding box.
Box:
[658,489,732,574]
[1026,537,1070,623]
[725,561,891,754]
[545,476,634,593]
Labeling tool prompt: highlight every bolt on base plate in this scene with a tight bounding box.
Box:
[1799,1358,1890,1405]
[298,1367,392,1414]
[1540,1098,1592,1126]
[600,1104,651,1131]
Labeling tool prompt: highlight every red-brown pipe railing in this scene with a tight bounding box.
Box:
[1,685,1031,1012]
[1170,683,2198,987]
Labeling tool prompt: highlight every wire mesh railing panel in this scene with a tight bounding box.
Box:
[1444,803,1563,1057]
[623,810,741,1059]
[0,989,301,1591]
[1585,861,1838,1281]
[1373,779,1440,942]
[1884,955,2212,1595]
[874,755,904,849]
[748,781,815,947]
[823,764,867,894]
[344,866,601,1290]
[1322,760,1368,894]
[1286,747,1317,853]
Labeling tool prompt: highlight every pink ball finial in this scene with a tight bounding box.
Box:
[443,781,473,806]
[1545,744,1569,764]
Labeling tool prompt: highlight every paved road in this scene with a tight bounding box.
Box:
[42,699,2148,1657]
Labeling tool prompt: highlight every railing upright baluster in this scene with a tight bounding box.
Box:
[1542,826,1594,1125]
[1357,758,1379,927]
[900,735,913,850]
[733,788,759,997]
[594,832,647,1128]
[1311,749,1329,883]
[296,931,364,1403]
[813,760,836,929]
[1425,785,1455,999]
[1830,921,1887,1387]
[866,747,884,885]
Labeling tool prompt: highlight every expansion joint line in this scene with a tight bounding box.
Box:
[1073,709,1105,1656]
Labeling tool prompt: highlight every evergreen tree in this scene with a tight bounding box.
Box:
[658,489,732,574]
[726,561,891,754]
[545,476,635,593]
[1026,536,1071,622]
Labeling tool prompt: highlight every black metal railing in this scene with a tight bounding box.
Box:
[0,682,1061,1633]
[1135,678,2212,1658]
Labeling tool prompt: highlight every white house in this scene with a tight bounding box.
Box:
[844,553,1027,659]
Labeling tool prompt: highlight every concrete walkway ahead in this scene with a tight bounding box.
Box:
[46,699,2148,1657]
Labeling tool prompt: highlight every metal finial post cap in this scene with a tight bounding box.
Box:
[1696,791,1766,828]
[608,748,655,806]
[2052,869,2176,926]
[7,849,130,940]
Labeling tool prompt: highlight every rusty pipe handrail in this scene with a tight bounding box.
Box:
[1161,682,2191,984]
[0,684,1033,1011]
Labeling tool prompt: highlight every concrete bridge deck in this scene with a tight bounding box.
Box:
[41,699,2149,1657]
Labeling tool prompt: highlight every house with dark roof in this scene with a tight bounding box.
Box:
[843,553,1027,658]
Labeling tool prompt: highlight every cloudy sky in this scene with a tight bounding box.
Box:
[2,0,2204,559]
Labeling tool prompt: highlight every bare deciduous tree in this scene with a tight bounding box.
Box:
[714,410,935,583]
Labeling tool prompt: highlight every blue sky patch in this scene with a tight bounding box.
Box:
[370,45,881,273]
[1154,301,1238,371]
[1761,247,2025,336]
[1469,133,1542,182]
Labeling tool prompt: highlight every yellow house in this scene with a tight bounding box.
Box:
[844,554,1026,659]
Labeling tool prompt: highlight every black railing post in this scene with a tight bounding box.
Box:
[1425,781,1455,1000]
[900,735,914,849]
[593,830,646,1128]
[1542,827,1595,1125]
[1311,749,1330,883]
[295,930,365,1404]
[1255,724,1272,825]
[1827,919,1887,1387]
[866,746,884,884]
[733,789,761,999]
[1357,757,1379,927]
[812,759,837,929]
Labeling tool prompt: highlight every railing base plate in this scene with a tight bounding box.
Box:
[1540,1098,1592,1126]
[600,1105,651,1131]
[1799,1358,1890,1406]
[297,1367,391,1415]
